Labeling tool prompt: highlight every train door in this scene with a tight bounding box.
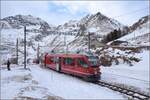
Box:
[44,54,49,67]
[62,57,75,74]
[56,57,61,72]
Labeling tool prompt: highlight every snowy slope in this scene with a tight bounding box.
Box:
[40,34,76,53]
[101,50,149,94]
[0,28,76,64]
[0,27,41,64]
[0,15,58,64]
[1,64,125,99]
[118,15,150,46]
[119,20,149,41]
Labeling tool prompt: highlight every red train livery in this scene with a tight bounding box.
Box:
[42,52,101,82]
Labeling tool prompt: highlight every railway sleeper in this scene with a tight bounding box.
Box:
[109,86,117,90]
[126,91,134,96]
[100,84,105,87]
[118,89,123,93]
[120,89,126,92]
[101,84,108,87]
[98,81,150,100]
[111,87,118,91]
[132,95,145,100]
[98,83,105,87]
[124,94,141,100]
[117,88,123,91]
[108,85,113,88]
[105,84,110,87]
[133,93,149,100]
[123,92,148,100]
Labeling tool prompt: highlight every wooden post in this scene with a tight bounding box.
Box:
[37,43,40,64]
[24,26,26,69]
[88,32,91,52]
[16,38,18,65]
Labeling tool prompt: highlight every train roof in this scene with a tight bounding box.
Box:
[45,50,98,58]
[47,53,86,58]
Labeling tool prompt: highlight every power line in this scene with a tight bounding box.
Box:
[112,7,149,19]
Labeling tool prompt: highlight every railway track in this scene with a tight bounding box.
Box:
[41,65,150,99]
[96,80,150,100]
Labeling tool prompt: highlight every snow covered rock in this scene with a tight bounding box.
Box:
[1,15,52,30]
[57,12,125,36]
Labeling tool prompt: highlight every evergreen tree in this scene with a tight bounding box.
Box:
[101,28,123,43]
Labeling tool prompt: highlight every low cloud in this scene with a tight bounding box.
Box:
[1,1,149,26]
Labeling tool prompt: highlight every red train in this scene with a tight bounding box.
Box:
[41,52,101,82]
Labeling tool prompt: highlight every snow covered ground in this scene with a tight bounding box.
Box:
[101,50,150,94]
[1,64,126,99]
[1,50,149,99]
[118,19,150,46]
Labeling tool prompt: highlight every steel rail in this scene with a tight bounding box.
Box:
[96,80,150,100]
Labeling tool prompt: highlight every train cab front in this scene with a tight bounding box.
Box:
[85,67,101,82]
[85,55,101,82]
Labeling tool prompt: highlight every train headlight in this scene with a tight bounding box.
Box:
[94,71,97,74]
[86,69,89,73]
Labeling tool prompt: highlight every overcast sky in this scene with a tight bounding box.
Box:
[1,1,149,26]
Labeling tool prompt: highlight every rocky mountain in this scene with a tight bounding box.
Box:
[129,15,150,33]
[0,13,127,53]
[118,15,150,46]
[0,15,59,46]
[0,15,56,31]
[0,15,57,64]
[57,12,125,36]
[56,20,79,34]
[1,13,149,64]
[56,12,126,49]
[58,12,125,49]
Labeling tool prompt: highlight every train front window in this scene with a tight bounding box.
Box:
[64,58,75,66]
[77,58,88,68]
[88,56,99,67]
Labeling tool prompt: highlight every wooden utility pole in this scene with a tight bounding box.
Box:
[37,43,40,64]
[24,26,26,69]
[0,24,2,67]
[64,33,67,53]
[88,32,91,52]
[16,38,18,65]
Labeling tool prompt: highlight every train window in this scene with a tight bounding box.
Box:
[64,58,75,66]
[77,58,88,68]
[88,56,99,67]
[49,57,58,64]
[53,57,59,63]
[50,57,59,64]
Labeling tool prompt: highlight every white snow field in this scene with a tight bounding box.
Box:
[1,64,125,99]
[101,50,150,94]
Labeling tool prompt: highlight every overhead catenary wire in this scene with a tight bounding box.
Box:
[111,7,149,19]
